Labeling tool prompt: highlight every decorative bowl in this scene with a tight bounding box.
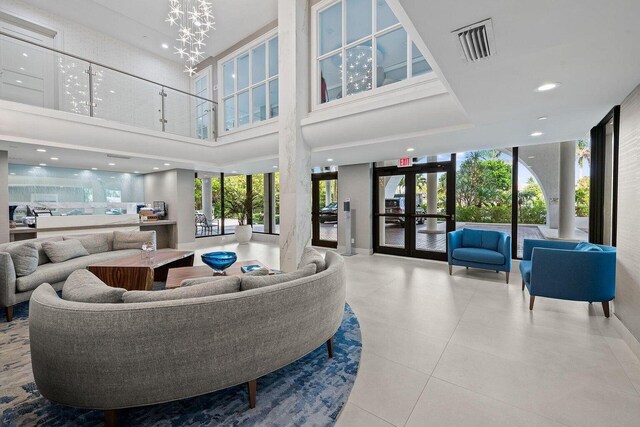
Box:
[201,251,237,274]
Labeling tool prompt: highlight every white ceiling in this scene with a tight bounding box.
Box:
[20,0,278,62]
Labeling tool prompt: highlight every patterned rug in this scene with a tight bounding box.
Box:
[0,302,361,426]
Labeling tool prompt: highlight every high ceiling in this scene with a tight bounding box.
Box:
[21,0,278,62]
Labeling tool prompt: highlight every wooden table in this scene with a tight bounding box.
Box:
[165,259,268,289]
[87,250,195,291]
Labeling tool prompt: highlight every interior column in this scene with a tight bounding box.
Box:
[0,151,9,243]
[558,141,576,239]
[278,0,311,271]
[201,177,212,221]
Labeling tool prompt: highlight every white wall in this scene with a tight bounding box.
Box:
[0,0,190,136]
[337,163,373,254]
[0,151,9,243]
[615,83,640,342]
[144,169,195,247]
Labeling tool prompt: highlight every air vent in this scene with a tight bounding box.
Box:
[453,19,495,62]
[106,154,131,160]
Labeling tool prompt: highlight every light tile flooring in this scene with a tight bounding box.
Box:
[197,242,640,426]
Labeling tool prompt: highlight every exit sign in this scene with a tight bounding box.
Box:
[398,157,413,167]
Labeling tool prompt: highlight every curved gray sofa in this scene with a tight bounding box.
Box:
[29,251,346,422]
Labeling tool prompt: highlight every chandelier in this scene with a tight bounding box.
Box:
[343,45,373,96]
[166,0,215,75]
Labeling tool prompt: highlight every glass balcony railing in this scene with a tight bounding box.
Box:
[0,31,217,140]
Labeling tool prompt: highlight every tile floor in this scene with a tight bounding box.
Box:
[194,242,640,426]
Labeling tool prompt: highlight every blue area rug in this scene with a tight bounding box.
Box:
[0,302,361,426]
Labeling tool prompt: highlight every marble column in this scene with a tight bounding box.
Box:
[426,156,438,232]
[278,0,311,271]
[558,141,576,239]
[202,177,212,221]
[0,151,9,243]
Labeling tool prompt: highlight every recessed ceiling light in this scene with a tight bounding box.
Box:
[536,83,559,92]
[36,148,47,152]
[530,131,543,137]
[9,172,15,175]
[39,163,46,166]
[109,90,115,94]
[232,170,238,173]
[111,176,115,179]
[327,158,333,162]
[91,167,98,170]
[134,171,140,174]
[406,148,415,152]
[528,155,536,159]
[153,167,159,170]
[161,43,169,49]
[50,157,59,160]
[19,67,24,71]
[73,173,78,176]
[164,163,171,166]
[273,165,278,169]
[35,166,41,169]
[538,116,548,121]
[108,162,115,166]
[15,80,22,84]
[22,53,28,57]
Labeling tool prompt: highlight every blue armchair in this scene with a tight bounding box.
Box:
[448,229,512,283]
[519,239,616,317]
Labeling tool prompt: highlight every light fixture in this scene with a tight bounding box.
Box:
[164,162,171,166]
[538,116,548,121]
[36,148,47,152]
[108,162,116,166]
[232,170,238,173]
[166,0,216,75]
[91,167,98,170]
[109,90,115,94]
[10,172,15,175]
[134,171,140,174]
[39,163,47,166]
[528,156,535,159]
[50,157,59,160]
[111,176,115,179]
[273,165,278,169]
[406,148,415,152]
[161,43,169,49]
[73,173,78,176]
[530,131,543,137]
[35,166,41,169]
[153,167,160,170]
[536,83,559,92]
[22,52,28,57]
[327,158,333,162]
[15,80,22,84]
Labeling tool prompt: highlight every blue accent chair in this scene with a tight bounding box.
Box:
[448,229,512,283]
[519,239,616,317]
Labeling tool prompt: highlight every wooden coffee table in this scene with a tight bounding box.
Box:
[87,250,195,291]
[165,259,268,289]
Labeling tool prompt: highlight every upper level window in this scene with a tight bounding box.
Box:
[315,0,432,105]
[221,33,279,132]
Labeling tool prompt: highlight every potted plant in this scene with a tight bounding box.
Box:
[225,188,256,244]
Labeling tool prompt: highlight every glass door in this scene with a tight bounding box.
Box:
[312,172,338,248]
[374,158,456,260]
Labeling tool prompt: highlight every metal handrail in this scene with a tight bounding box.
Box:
[0,30,216,104]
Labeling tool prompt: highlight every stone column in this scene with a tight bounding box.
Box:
[0,151,9,243]
[278,0,311,271]
[264,174,273,232]
[202,177,212,221]
[426,156,438,232]
[325,180,332,206]
[558,141,576,239]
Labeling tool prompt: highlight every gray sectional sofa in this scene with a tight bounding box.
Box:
[0,230,156,321]
[28,249,346,424]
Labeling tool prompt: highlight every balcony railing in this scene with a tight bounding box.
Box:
[0,31,217,140]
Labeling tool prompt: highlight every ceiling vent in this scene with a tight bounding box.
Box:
[106,154,131,160]
[453,19,495,62]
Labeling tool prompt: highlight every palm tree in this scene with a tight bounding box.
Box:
[576,139,591,179]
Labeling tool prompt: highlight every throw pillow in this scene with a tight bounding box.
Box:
[42,239,90,263]
[64,234,110,254]
[7,242,39,277]
[62,270,126,303]
[180,275,229,287]
[575,241,603,252]
[244,267,270,276]
[113,230,156,251]
[34,236,64,265]
[241,264,316,291]
[297,247,326,272]
[123,276,241,303]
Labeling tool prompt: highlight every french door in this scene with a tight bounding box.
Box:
[373,158,456,261]
[312,172,338,248]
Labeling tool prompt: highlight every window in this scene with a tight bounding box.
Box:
[221,33,279,132]
[315,0,432,105]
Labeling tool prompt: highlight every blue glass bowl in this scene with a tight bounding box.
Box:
[201,251,237,274]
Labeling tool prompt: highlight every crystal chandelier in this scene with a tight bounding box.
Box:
[343,45,373,96]
[166,0,215,75]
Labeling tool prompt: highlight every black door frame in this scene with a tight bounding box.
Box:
[312,172,338,248]
[373,157,456,261]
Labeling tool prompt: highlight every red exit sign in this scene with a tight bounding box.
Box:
[398,156,413,168]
